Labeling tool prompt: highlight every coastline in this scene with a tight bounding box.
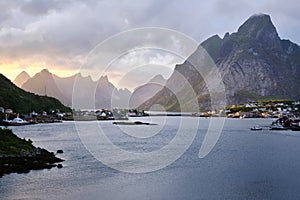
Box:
[0,128,63,178]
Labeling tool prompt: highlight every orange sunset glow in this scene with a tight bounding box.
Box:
[1,64,79,82]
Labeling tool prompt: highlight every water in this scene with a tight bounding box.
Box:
[1,117,300,199]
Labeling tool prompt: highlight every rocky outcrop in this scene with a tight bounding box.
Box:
[0,128,63,177]
[139,14,300,111]
[217,14,300,104]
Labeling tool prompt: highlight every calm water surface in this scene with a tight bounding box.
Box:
[1,117,300,200]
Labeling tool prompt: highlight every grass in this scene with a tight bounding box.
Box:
[0,73,71,114]
[0,128,34,156]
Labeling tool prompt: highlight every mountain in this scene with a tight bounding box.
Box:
[13,71,31,87]
[140,14,300,111]
[95,76,131,109]
[0,73,71,114]
[22,69,132,109]
[22,69,69,105]
[52,73,78,106]
[129,74,166,108]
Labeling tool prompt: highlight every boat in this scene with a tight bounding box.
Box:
[250,125,262,131]
[291,126,300,131]
[291,122,300,131]
[2,117,29,126]
[269,124,288,130]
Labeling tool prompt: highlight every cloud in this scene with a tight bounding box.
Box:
[0,0,299,82]
[260,0,300,43]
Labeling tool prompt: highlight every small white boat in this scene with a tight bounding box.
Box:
[250,125,262,131]
[4,117,29,126]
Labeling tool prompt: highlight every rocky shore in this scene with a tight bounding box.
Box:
[0,128,63,177]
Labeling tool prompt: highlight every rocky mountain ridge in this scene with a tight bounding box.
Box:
[19,69,133,109]
[140,14,300,111]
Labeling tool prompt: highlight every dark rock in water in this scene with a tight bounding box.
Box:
[57,164,63,168]
[113,121,156,125]
[0,128,64,177]
[56,150,64,154]
[134,121,149,125]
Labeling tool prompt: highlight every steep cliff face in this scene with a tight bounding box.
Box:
[140,14,300,111]
[218,14,300,103]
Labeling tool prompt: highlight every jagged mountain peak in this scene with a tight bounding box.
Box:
[200,34,223,61]
[148,74,166,85]
[237,14,280,47]
[99,75,109,82]
[238,13,273,33]
[13,70,31,87]
[21,70,132,109]
[139,13,300,111]
[201,34,222,45]
[223,32,230,40]
[34,69,56,80]
[19,70,30,76]
[40,68,51,74]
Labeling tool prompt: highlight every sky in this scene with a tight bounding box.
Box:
[0,0,299,89]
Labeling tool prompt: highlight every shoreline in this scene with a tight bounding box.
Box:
[0,128,63,178]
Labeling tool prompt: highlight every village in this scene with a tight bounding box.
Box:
[0,107,72,126]
[1,100,300,126]
[225,100,300,118]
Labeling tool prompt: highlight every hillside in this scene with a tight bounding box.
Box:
[0,128,63,177]
[140,14,300,111]
[130,74,166,108]
[0,73,71,114]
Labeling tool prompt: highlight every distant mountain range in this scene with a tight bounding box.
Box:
[16,69,166,109]
[18,69,133,109]
[139,14,300,111]
[0,73,71,114]
[14,14,299,112]
[22,69,69,105]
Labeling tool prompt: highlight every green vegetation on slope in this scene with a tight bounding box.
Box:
[0,74,71,114]
[0,128,63,177]
[0,128,34,155]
